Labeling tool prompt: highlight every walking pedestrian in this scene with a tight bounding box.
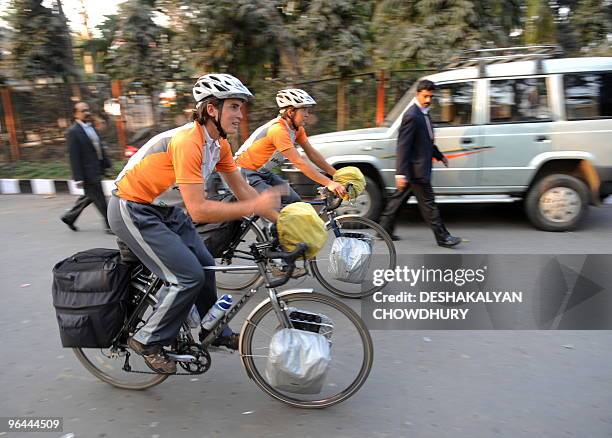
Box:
[60,102,112,233]
[378,80,462,247]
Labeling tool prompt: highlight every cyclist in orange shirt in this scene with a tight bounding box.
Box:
[108,74,282,374]
[234,88,346,203]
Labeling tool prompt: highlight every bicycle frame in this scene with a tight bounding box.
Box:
[308,198,343,238]
[122,241,301,354]
[118,187,360,353]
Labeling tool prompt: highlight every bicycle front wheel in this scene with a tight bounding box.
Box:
[310,215,397,298]
[240,292,373,408]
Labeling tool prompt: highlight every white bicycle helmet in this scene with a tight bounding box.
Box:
[193,74,253,105]
[276,88,317,109]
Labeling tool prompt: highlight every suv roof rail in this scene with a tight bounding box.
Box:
[443,45,564,76]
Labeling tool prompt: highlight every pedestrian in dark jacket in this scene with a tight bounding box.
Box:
[379,80,462,247]
[60,101,112,233]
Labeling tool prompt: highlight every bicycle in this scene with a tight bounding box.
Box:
[204,186,397,298]
[73,238,373,409]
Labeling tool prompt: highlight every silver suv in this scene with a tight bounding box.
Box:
[285,49,612,231]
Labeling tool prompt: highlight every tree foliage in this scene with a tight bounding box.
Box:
[524,0,557,45]
[103,0,166,89]
[570,0,612,53]
[6,0,76,82]
[295,0,374,77]
[372,0,524,69]
[1,0,611,86]
[146,0,287,84]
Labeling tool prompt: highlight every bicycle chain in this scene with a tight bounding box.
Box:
[122,344,212,376]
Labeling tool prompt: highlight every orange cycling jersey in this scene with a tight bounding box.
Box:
[234,117,308,171]
[115,122,236,206]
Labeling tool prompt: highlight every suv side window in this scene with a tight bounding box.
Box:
[429,81,474,126]
[489,77,551,123]
[564,72,612,120]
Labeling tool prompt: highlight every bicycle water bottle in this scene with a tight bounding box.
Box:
[200,294,233,330]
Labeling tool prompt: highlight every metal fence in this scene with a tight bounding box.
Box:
[0,69,435,163]
[1,81,116,161]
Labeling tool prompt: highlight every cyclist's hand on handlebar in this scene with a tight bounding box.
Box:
[326,181,347,198]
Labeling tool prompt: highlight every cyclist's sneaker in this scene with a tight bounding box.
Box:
[211,332,240,351]
[127,337,176,374]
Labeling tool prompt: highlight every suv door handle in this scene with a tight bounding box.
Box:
[461,138,473,145]
[361,145,384,151]
[535,135,550,143]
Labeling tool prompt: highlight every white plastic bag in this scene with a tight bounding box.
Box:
[265,328,331,394]
[328,233,373,284]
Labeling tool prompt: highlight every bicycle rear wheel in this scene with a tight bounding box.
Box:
[310,215,396,298]
[73,293,169,390]
[215,220,266,291]
[240,292,373,408]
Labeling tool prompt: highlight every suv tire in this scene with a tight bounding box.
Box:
[337,175,383,221]
[525,174,589,231]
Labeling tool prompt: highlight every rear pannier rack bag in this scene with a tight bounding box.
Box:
[52,248,131,348]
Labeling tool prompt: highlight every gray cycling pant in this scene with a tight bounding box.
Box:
[108,195,218,346]
[241,169,301,205]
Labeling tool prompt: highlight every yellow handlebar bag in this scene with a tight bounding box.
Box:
[332,166,366,201]
[277,202,327,259]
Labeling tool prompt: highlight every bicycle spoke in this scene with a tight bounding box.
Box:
[240,292,373,408]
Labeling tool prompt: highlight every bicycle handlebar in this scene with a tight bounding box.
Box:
[263,242,307,264]
[317,183,353,212]
[263,243,307,289]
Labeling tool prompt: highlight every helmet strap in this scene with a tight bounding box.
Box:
[212,100,227,139]
[286,107,299,131]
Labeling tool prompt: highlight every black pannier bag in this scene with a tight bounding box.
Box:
[196,193,242,258]
[52,248,131,348]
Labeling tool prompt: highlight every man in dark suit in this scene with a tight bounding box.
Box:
[379,80,462,248]
[60,101,112,233]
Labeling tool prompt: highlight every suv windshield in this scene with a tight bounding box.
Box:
[382,82,418,127]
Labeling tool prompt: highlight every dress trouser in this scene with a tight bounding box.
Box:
[62,181,109,228]
[107,196,219,346]
[378,182,449,241]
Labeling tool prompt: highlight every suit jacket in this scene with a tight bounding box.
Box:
[66,122,111,183]
[396,104,444,183]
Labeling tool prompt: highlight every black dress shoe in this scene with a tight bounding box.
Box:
[377,232,400,241]
[437,235,462,248]
[60,216,78,231]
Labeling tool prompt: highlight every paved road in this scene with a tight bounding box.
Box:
[1,195,611,438]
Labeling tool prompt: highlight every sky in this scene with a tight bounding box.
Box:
[0,0,127,37]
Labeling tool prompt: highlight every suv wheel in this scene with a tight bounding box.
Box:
[336,175,383,221]
[525,174,589,231]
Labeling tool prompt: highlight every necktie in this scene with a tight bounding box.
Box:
[424,113,434,140]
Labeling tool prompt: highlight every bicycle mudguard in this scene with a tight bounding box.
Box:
[323,213,366,229]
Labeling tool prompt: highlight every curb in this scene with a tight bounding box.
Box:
[1,178,612,205]
[0,179,116,196]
